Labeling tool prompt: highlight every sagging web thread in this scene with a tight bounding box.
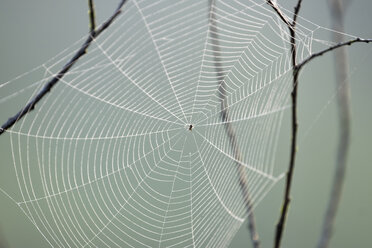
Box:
[0,0,360,247]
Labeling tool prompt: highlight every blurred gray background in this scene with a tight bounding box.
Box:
[0,0,371,247]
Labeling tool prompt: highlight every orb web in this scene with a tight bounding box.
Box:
[0,0,361,247]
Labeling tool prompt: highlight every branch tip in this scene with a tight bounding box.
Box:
[88,0,96,34]
[297,38,372,72]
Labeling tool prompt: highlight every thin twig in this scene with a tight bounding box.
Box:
[292,0,303,25]
[318,1,350,247]
[88,0,96,34]
[294,18,372,248]
[209,1,260,247]
[265,1,302,248]
[0,0,127,136]
[296,38,372,72]
[267,1,371,248]
[266,0,292,27]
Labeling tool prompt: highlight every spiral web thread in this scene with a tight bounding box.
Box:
[0,0,361,247]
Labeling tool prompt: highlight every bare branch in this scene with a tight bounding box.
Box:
[266,1,303,248]
[267,1,371,248]
[296,38,372,72]
[0,0,128,136]
[88,0,97,34]
[209,1,260,247]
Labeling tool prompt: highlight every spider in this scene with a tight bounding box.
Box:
[188,124,193,131]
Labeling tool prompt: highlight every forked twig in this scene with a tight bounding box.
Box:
[266,1,371,248]
[0,0,128,136]
[265,1,302,248]
[209,1,260,247]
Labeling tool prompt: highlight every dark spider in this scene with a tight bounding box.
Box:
[189,124,193,131]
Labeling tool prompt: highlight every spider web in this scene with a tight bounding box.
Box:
[0,0,361,247]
